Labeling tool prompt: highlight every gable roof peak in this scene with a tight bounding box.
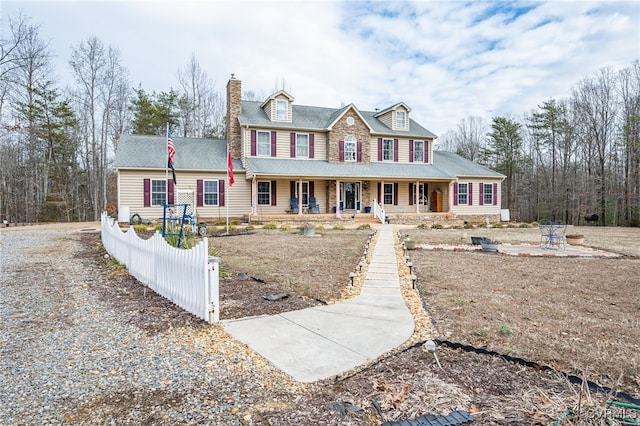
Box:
[374,102,412,117]
[260,90,294,108]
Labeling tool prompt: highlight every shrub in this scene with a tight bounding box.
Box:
[333,224,345,230]
[357,223,371,230]
[496,324,512,336]
[263,223,277,230]
[431,223,443,229]
[463,222,474,229]
[417,223,429,230]
[164,233,195,249]
[133,224,148,233]
[245,224,255,230]
[492,223,504,228]
[280,224,292,231]
[315,225,325,232]
[519,223,531,228]
[230,220,240,226]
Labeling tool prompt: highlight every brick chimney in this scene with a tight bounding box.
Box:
[226,74,242,159]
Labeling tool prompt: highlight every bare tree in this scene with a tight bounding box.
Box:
[573,68,618,226]
[69,36,129,220]
[176,53,224,138]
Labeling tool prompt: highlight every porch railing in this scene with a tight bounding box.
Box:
[372,199,386,224]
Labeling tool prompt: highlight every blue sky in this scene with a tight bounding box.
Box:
[2,0,638,136]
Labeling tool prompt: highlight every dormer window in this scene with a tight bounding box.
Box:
[276,99,288,120]
[396,110,406,129]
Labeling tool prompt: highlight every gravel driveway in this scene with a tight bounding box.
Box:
[0,226,305,425]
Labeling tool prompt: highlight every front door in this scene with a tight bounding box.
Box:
[418,183,428,212]
[341,182,361,211]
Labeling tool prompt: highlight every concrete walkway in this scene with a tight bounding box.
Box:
[222,224,414,383]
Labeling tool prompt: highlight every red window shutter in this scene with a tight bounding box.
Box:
[309,181,315,197]
[271,180,277,206]
[468,182,473,205]
[409,140,414,162]
[409,183,414,205]
[219,180,225,206]
[357,142,362,162]
[197,180,203,207]
[251,130,257,156]
[290,181,296,198]
[143,179,150,207]
[377,182,381,202]
[168,179,175,204]
[290,132,296,158]
[393,139,398,162]
[453,183,458,206]
[309,134,314,158]
[339,141,344,161]
[271,131,277,157]
[493,183,498,205]
[425,141,429,163]
[378,138,382,161]
[393,183,398,205]
[479,183,484,206]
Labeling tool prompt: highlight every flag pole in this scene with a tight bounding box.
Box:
[229,145,231,235]
[165,123,169,195]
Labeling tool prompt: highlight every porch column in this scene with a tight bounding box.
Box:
[251,177,257,215]
[335,179,341,218]
[298,179,303,215]
[416,180,420,214]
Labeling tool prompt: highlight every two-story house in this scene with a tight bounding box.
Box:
[114,75,504,223]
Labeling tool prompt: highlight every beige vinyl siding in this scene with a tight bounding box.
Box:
[241,127,327,160]
[396,138,409,163]
[377,111,392,128]
[449,179,502,215]
[393,108,409,131]
[117,169,251,220]
[261,101,273,120]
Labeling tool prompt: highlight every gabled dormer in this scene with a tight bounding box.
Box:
[374,102,412,131]
[261,90,294,123]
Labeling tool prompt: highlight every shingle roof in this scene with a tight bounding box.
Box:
[238,101,437,138]
[114,135,503,181]
[113,135,244,172]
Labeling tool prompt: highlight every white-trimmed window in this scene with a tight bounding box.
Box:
[294,181,309,206]
[204,180,219,206]
[257,130,271,156]
[383,138,394,161]
[484,183,494,205]
[257,181,272,205]
[396,110,406,129]
[458,183,468,205]
[296,133,309,158]
[276,99,288,120]
[151,179,166,206]
[344,135,356,162]
[413,140,424,162]
[384,183,394,205]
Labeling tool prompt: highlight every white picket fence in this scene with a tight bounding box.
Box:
[100,212,220,323]
[372,199,386,224]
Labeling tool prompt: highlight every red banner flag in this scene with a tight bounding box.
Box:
[227,149,234,186]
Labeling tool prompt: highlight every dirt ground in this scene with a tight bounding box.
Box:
[81,223,639,424]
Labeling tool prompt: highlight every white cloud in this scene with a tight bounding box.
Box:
[2,0,638,136]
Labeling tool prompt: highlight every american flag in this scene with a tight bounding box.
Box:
[167,128,176,166]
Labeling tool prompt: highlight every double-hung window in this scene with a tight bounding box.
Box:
[276,100,287,120]
[383,138,394,161]
[458,183,468,205]
[483,183,494,205]
[383,183,394,205]
[257,130,271,156]
[296,133,309,158]
[203,180,219,205]
[151,179,166,206]
[413,140,424,162]
[344,135,356,162]
[257,181,272,205]
[396,110,406,129]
